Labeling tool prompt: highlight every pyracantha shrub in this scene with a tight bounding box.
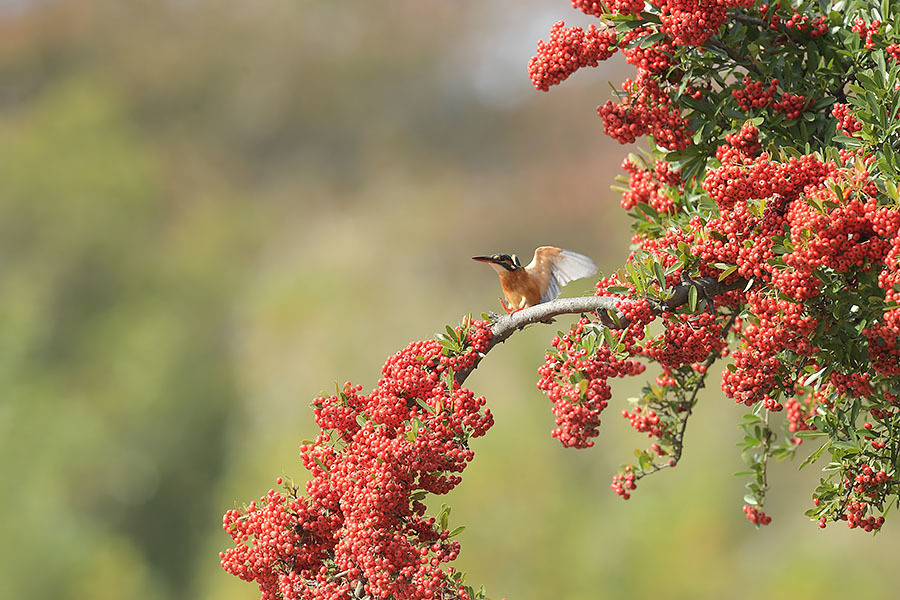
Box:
[224,1,900,598]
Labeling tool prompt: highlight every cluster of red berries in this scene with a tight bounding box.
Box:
[537,316,646,448]
[597,71,693,150]
[759,2,827,37]
[622,30,676,74]
[785,188,892,281]
[832,103,862,135]
[772,92,809,120]
[621,406,663,437]
[830,463,891,531]
[828,371,873,399]
[742,504,772,525]
[723,123,762,158]
[611,468,637,499]
[625,124,899,416]
[848,463,890,497]
[864,309,900,377]
[643,312,725,369]
[852,16,881,50]
[620,158,682,213]
[841,501,885,531]
[572,0,645,16]
[528,21,617,92]
[731,77,777,111]
[785,391,818,442]
[221,322,495,599]
[781,12,827,37]
[656,0,739,47]
[888,43,900,61]
[730,77,807,119]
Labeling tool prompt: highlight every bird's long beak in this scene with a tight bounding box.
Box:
[472,255,494,263]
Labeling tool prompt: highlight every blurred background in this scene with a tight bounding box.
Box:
[2,1,900,599]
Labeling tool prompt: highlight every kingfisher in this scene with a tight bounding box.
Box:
[472,246,598,313]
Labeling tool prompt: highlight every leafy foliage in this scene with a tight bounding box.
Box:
[223,1,900,599]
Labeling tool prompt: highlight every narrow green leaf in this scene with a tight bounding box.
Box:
[653,262,668,291]
[799,440,831,470]
[718,264,738,281]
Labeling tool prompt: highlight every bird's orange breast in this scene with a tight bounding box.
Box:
[498,269,542,309]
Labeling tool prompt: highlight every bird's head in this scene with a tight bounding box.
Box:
[472,253,522,273]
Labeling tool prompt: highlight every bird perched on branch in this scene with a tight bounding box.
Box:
[473,246,597,313]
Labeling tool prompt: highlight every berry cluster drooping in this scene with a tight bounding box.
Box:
[743,504,773,526]
[620,157,683,213]
[528,21,617,92]
[224,10,900,599]
[537,315,646,448]
[221,321,495,600]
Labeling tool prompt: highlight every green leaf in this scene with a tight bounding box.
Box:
[688,284,698,312]
[833,134,864,148]
[832,440,859,452]
[416,397,435,414]
[799,440,831,470]
[653,262,668,291]
[803,366,828,386]
[438,504,451,530]
[681,94,710,113]
[717,264,738,281]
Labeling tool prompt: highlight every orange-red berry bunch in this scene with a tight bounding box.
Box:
[761,2,826,37]
[597,71,693,150]
[864,310,900,377]
[643,312,726,369]
[620,158,682,213]
[784,387,822,443]
[723,123,762,158]
[621,406,663,436]
[888,43,900,61]
[656,0,753,47]
[840,501,885,531]
[221,322,495,600]
[622,29,676,74]
[572,0,645,16]
[538,316,647,448]
[852,17,881,50]
[611,467,638,499]
[731,77,777,110]
[528,21,618,91]
[832,103,862,135]
[772,92,809,120]
[743,504,772,525]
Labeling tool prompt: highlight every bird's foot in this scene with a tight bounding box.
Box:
[500,299,523,315]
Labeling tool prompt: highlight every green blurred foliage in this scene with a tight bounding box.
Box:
[2,1,900,600]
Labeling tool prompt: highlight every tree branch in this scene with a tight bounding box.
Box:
[454,276,746,385]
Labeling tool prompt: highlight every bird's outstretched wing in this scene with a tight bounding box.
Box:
[526,246,598,303]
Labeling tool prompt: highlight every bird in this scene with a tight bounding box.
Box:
[472,246,598,313]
